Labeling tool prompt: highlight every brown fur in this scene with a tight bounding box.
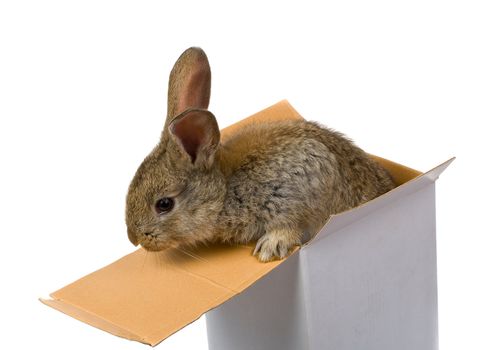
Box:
[125,47,395,262]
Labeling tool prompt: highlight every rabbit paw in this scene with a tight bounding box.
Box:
[253,230,299,262]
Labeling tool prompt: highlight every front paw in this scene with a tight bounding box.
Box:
[253,230,299,262]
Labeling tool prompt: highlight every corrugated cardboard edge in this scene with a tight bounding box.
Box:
[39,297,149,345]
[40,293,232,347]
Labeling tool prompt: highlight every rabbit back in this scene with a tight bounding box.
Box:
[217,119,395,244]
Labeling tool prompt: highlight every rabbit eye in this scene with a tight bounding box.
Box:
[154,197,174,214]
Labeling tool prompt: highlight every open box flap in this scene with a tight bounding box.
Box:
[41,245,287,346]
[40,100,452,346]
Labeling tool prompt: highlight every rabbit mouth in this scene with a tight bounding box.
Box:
[141,240,169,252]
[139,232,175,252]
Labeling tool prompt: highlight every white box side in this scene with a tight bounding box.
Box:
[301,184,438,350]
[206,252,310,350]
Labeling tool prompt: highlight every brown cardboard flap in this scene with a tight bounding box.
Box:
[220,99,303,142]
[41,100,425,346]
[369,155,421,186]
[42,245,285,346]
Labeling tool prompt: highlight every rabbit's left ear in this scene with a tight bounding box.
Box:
[166,47,211,124]
[169,108,220,169]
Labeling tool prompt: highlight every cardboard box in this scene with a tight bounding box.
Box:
[40,101,453,349]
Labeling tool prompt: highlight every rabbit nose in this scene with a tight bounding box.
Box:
[127,228,139,246]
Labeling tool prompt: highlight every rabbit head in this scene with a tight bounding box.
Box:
[125,48,225,251]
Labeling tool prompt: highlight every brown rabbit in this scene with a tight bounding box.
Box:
[125,47,395,262]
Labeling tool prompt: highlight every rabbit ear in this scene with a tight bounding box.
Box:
[169,108,220,168]
[166,47,211,124]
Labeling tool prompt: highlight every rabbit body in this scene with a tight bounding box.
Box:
[125,48,395,262]
[216,119,394,260]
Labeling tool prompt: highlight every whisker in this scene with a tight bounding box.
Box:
[141,249,148,273]
[176,246,209,263]
[156,251,162,269]
[165,252,175,270]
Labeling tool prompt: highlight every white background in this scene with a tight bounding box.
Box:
[0,1,481,349]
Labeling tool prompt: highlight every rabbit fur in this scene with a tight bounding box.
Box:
[125,47,395,262]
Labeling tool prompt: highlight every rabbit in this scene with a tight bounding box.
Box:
[125,47,395,262]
